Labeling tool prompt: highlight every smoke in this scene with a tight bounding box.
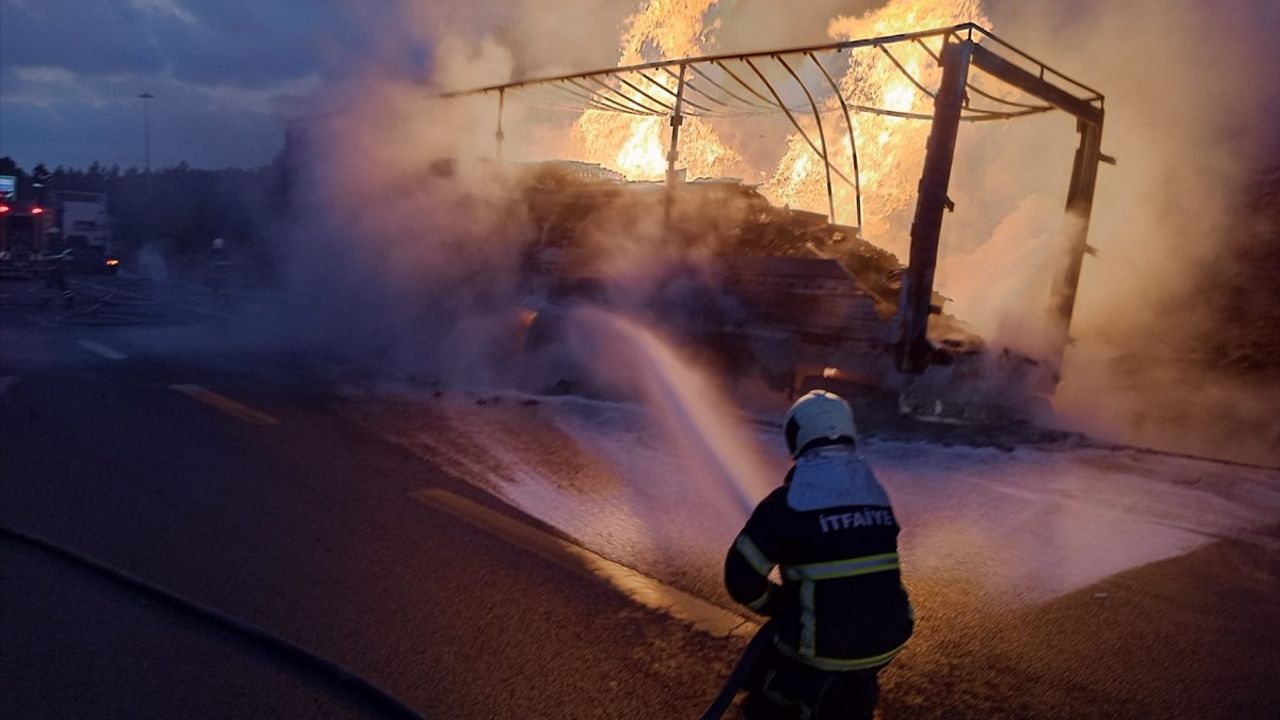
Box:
[132,244,171,281]
[562,306,776,513]
[808,0,1280,464]
[280,0,750,389]
[289,0,1278,463]
[933,194,1066,358]
[281,82,533,385]
[968,0,1280,464]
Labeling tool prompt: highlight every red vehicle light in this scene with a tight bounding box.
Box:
[106,258,120,267]
[31,207,45,215]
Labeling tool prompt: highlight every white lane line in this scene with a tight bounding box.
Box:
[410,488,755,638]
[176,303,235,319]
[170,384,281,426]
[77,339,128,360]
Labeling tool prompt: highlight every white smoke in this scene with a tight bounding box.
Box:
[977,0,1280,463]
[287,0,1278,463]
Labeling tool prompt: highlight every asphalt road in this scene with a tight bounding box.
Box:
[2,277,1279,719]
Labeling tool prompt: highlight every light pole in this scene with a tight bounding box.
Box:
[138,92,154,174]
[139,92,155,253]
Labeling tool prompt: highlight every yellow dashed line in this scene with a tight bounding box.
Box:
[170,384,280,426]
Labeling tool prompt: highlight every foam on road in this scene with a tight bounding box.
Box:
[354,391,1280,609]
[411,487,754,637]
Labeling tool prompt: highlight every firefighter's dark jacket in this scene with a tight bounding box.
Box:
[724,443,913,671]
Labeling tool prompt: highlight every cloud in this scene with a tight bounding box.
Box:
[199,74,324,115]
[1,79,292,169]
[0,0,369,168]
[13,66,79,85]
[5,65,109,108]
[130,0,197,25]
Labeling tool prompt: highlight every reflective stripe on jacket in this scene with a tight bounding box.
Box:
[724,445,913,670]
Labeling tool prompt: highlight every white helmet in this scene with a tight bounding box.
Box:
[784,390,857,458]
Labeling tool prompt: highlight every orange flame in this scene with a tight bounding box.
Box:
[763,0,990,247]
[570,0,741,180]
[569,0,991,249]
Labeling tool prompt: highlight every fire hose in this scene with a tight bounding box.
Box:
[5,517,790,719]
[0,523,425,720]
[699,618,778,720]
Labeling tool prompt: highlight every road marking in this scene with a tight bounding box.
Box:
[77,339,128,360]
[176,303,235,319]
[410,488,755,638]
[170,384,280,426]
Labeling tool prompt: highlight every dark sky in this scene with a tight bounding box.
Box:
[0,0,392,171]
[5,1,1274,174]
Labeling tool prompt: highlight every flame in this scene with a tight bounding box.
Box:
[570,0,741,180]
[763,0,989,248]
[569,0,990,248]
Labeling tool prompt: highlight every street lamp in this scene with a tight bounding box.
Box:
[139,92,155,251]
[139,92,154,173]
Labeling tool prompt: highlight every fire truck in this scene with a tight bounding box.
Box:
[1,191,117,277]
[511,162,1037,417]
[51,191,118,275]
[0,200,48,279]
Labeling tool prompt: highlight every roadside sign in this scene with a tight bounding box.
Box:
[0,176,15,199]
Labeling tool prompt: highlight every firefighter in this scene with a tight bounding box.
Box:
[724,390,913,719]
[40,247,75,308]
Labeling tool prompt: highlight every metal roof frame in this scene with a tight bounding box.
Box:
[438,23,1108,376]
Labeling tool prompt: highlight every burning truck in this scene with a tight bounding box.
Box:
[433,18,1110,423]
[510,163,950,385]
